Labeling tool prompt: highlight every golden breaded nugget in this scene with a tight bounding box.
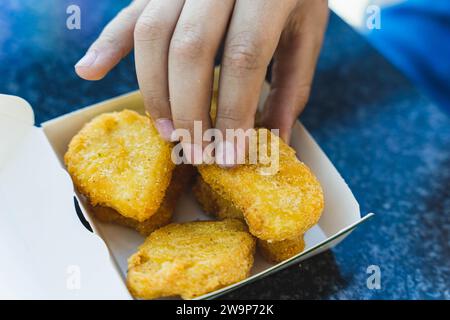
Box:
[193,176,243,220]
[127,219,255,299]
[92,205,170,236]
[199,129,324,241]
[257,236,305,263]
[92,165,195,235]
[65,109,174,222]
[194,176,306,262]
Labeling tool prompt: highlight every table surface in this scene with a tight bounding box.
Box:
[0,0,448,299]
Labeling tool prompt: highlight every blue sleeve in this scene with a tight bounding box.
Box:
[366,0,450,111]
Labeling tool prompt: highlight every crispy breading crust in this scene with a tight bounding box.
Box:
[194,176,306,262]
[126,219,255,300]
[193,176,243,220]
[198,129,324,241]
[65,110,175,222]
[92,165,195,235]
[257,236,305,263]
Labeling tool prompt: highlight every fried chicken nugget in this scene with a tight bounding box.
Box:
[127,219,255,299]
[92,165,195,235]
[193,176,243,220]
[194,176,306,263]
[198,129,324,241]
[257,236,305,263]
[65,109,174,222]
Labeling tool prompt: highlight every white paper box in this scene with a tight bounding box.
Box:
[0,89,373,300]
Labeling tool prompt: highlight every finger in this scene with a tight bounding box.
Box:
[134,0,185,141]
[168,0,236,163]
[261,1,329,143]
[216,0,296,165]
[75,0,149,80]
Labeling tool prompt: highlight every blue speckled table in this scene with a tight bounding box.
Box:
[0,0,448,299]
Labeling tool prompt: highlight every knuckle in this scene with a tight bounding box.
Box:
[170,24,209,61]
[223,32,264,74]
[97,31,128,57]
[173,117,197,132]
[134,15,167,42]
[216,106,249,127]
[173,117,195,125]
[118,6,141,23]
[144,95,170,113]
[99,30,118,47]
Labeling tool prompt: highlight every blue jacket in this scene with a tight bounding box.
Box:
[367,0,450,111]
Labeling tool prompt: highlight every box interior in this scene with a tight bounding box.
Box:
[0,91,373,299]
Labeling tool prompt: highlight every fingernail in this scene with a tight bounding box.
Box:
[75,51,97,68]
[181,142,203,165]
[155,118,175,142]
[216,141,236,168]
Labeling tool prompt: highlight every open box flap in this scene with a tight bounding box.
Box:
[0,94,34,125]
[0,95,130,299]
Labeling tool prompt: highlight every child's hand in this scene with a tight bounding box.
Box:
[75,0,328,154]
